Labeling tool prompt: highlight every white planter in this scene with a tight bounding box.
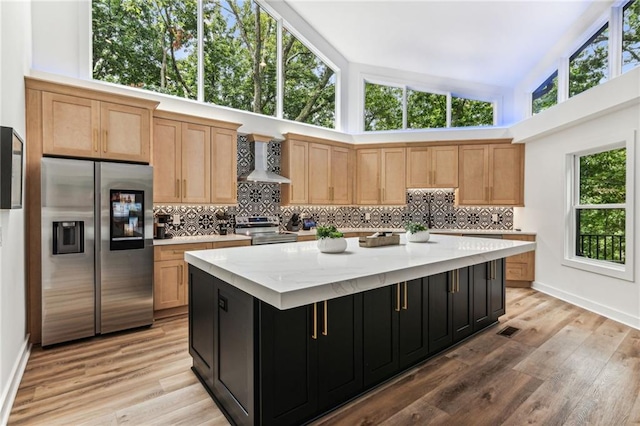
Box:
[317,237,347,253]
[406,230,430,243]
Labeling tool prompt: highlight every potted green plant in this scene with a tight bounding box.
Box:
[404,222,430,243]
[316,225,347,253]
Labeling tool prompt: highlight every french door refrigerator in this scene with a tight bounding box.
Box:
[41,157,154,346]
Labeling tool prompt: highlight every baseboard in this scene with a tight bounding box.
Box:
[532,281,640,330]
[0,335,31,425]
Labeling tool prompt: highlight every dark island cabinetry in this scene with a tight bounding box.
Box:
[189,259,506,426]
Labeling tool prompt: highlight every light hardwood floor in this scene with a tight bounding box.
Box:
[9,288,640,425]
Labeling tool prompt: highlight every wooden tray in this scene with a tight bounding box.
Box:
[358,234,400,248]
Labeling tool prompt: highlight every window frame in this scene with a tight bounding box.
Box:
[531,70,558,114]
[568,22,610,98]
[361,78,496,132]
[563,132,635,281]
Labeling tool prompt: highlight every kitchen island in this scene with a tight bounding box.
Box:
[185,234,535,426]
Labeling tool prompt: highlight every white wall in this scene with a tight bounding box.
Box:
[513,69,640,328]
[0,1,31,423]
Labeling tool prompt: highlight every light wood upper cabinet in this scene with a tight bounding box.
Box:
[152,112,239,205]
[308,143,353,205]
[42,92,151,163]
[42,92,101,159]
[181,123,211,204]
[406,146,458,188]
[458,143,523,206]
[356,148,406,205]
[153,119,182,203]
[211,128,238,204]
[281,139,309,204]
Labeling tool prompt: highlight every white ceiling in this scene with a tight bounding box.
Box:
[283,0,606,88]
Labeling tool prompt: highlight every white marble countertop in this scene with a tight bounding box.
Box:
[153,234,251,246]
[295,228,536,237]
[185,234,536,310]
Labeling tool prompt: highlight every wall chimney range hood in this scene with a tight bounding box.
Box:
[238,134,291,184]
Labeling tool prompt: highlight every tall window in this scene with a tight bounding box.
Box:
[566,139,634,281]
[569,24,609,97]
[407,90,446,129]
[363,82,403,131]
[92,0,336,129]
[622,0,640,74]
[531,71,558,114]
[92,0,198,99]
[450,96,493,127]
[283,29,335,128]
[202,0,276,116]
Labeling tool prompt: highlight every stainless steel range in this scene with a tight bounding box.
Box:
[235,216,298,245]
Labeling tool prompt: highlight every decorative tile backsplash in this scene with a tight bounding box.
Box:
[154,135,514,236]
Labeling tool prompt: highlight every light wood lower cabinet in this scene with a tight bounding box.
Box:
[504,234,536,286]
[153,240,250,317]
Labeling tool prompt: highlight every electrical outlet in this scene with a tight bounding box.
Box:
[365,212,371,220]
[491,213,499,223]
[173,214,181,225]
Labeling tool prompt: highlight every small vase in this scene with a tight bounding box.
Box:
[406,230,430,243]
[317,237,347,253]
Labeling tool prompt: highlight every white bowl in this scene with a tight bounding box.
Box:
[406,230,430,243]
[317,237,347,253]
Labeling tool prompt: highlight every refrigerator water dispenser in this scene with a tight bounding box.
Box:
[53,221,84,254]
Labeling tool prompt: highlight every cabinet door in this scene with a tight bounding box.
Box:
[472,263,492,331]
[381,148,406,204]
[504,235,535,282]
[331,146,352,205]
[406,147,431,188]
[490,259,505,321]
[308,143,331,204]
[260,302,318,426]
[458,145,489,205]
[363,286,399,388]
[356,149,380,204]
[153,259,186,310]
[189,265,216,390]
[211,128,238,204]
[398,278,430,369]
[153,119,182,203]
[489,144,523,205]
[428,272,453,354]
[181,123,211,204]
[42,92,100,159]
[282,140,308,204]
[431,146,459,188]
[317,295,363,412]
[452,267,473,342]
[100,102,151,163]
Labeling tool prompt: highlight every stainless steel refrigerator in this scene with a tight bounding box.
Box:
[41,157,153,346]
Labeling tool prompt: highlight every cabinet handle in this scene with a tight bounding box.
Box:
[485,186,488,201]
[176,179,180,198]
[322,300,328,336]
[93,129,98,152]
[312,303,318,340]
[402,281,408,310]
[291,185,294,198]
[493,260,497,280]
[395,284,401,312]
[179,265,184,285]
[103,130,108,153]
[183,179,187,198]
[487,260,496,280]
[449,272,454,293]
[455,270,460,292]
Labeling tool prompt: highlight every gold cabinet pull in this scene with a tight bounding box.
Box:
[176,179,180,198]
[322,300,328,336]
[312,303,318,339]
[456,270,460,292]
[402,281,408,310]
[183,179,187,198]
[103,130,108,153]
[449,272,454,293]
[382,187,385,202]
[93,129,98,152]
[395,284,401,312]
[179,265,183,285]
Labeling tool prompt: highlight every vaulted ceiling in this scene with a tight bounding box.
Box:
[284,0,611,88]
